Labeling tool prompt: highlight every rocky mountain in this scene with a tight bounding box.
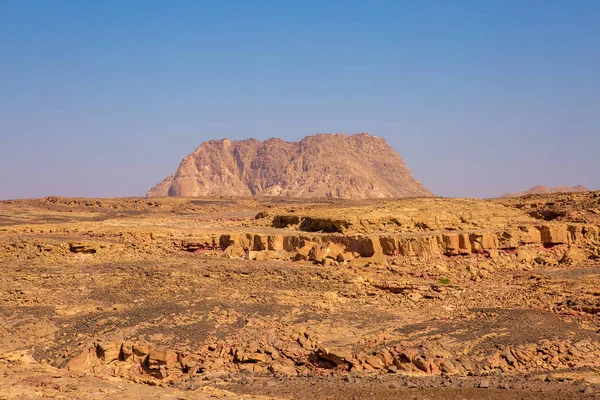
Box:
[500,185,589,198]
[147,133,433,199]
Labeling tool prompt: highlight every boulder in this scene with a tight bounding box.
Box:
[223,245,246,258]
[248,250,282,261]
[439,359,458,374]
[370,252,388,265]
[316,346,353,366]
[364,355,386,369]
[350,252,387,267]
[309,241,345,264]
[67,348,93,372]
[517,248,538,263]
[308,244,328,263]
[69,243,97,254]
[322,241,345,260]
[560,247,586,265]
[96,342,121,364]
[337,252,356,263]
[132,343,150,362]
[147,347,179,369]
[294,244,313,261]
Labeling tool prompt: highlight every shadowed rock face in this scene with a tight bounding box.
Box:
[147,133,433,199]
[500,185,589,198]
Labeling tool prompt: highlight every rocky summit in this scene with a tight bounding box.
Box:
[147,133,433,199]
[501,185,589,198]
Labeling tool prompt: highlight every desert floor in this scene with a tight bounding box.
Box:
[1,193,600,399]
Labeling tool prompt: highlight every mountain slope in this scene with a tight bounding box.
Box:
[147,133,433,199]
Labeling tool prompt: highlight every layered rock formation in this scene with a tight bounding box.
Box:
[500,185,589,198]
[147,133,432,199]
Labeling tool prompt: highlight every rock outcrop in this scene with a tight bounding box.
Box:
[500,185,589,198]
[147,133,433,199]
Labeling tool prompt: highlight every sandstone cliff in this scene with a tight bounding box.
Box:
[147,133,433,199]
[500,185,589,198]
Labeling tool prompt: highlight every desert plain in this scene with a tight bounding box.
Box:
[2,192,600,399]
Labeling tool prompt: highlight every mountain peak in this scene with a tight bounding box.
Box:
[147,133,433,199]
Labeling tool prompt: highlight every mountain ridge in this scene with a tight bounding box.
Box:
[500,185,589,198]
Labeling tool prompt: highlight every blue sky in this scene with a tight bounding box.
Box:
[1,0,598,199]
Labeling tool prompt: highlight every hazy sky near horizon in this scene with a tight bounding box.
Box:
[1,0,599,200]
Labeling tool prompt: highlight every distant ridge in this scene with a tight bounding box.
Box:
[500,185,589,198]
[147,133,433,199]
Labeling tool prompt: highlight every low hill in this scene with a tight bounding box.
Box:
[500,185,589,198]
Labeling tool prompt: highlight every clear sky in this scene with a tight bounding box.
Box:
[1,0,598,199]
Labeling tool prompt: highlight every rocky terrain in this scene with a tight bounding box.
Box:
[501,185,589,198]
[1,192,600,398]
[147,133,433,199]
